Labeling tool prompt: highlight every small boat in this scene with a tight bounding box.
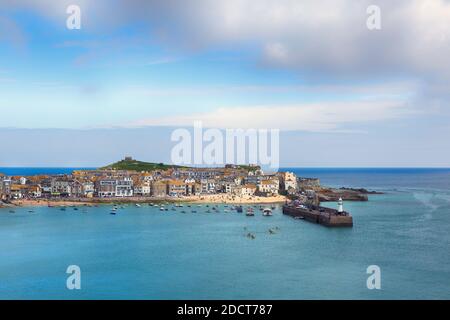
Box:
[246,208,255,216]
[246,233,256,240]
[206,210,211,213]
[135,204,141,207]
[263,208,273,216]
[192,210,197,213]
[60,207,66,211]
[110,211,116,215]
[236,206,243,213]
[160,207,165,211]
[9,210,15,213]
[73,207,78,211]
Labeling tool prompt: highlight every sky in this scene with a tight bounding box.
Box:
[0,0,450,167]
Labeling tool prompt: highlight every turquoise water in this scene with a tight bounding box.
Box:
[0,168,450,299]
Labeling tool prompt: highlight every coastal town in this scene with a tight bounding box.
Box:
[0,157,300,204]
[0,157,377,227]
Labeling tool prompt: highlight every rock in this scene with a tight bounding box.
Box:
[317,188,370,202]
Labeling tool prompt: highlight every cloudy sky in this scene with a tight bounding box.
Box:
[0,0,449,167]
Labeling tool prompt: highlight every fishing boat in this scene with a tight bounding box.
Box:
[263,208,273,216]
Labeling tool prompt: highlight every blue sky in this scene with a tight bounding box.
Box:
[0,0,449,167]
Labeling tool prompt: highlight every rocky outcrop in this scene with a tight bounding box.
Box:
[316,188,379,202]
[339,187,383,195]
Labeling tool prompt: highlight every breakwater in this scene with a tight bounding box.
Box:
[282,203,353,227]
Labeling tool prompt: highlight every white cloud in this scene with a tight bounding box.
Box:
[127,100,412,132]
[3,0,450,77]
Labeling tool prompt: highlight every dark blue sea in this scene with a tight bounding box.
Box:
[1,168,449,299]
[0,168,94,176]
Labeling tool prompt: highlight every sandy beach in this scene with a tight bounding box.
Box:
[185,194,287,204]
[6,194,287,208]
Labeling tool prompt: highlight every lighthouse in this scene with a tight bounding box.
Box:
[337,197,344,214]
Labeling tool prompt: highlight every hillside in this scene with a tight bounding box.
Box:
[100,159,186,172]
[100,158,260,172]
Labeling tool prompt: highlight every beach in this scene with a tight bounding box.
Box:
[7,194,287,208]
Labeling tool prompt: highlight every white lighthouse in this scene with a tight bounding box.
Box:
[337,197,344,214]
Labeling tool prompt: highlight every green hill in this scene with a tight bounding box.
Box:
[100,159,186,172]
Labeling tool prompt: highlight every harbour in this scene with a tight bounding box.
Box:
[282,198,353,227]
[1,168,450,299]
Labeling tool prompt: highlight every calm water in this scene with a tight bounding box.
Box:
[0,168,94,176]
[0,168,450,299]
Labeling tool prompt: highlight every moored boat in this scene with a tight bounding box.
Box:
[263,208,273,216]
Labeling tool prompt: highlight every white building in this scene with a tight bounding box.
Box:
[200,179,216,194]
[134,182,151,196]
[258,179,279,195]
[51,179,72,196]
[116,177,133,197]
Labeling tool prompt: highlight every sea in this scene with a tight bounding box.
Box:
[0,167,449,300]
